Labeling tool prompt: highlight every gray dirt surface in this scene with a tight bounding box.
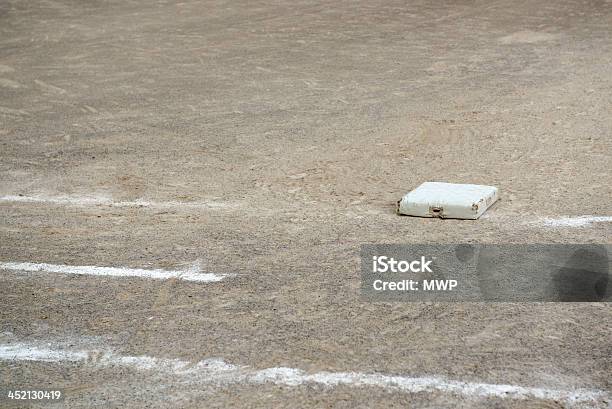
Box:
[0,0,611,408]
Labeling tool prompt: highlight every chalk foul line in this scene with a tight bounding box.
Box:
[481,214,612,228]
[540,216,612,228]
[0,261,230,283]
[0,343,607,407]
[0,194,237,209]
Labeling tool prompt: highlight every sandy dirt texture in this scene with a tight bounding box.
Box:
[1,0,611,408]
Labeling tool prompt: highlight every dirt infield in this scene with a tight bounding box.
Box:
[1,0,611,407]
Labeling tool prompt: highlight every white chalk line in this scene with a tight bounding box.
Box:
[0,261,230,283]
[481,213,612,228]
[0,194,237,209]
[2,195,610,229]
[540,216,612,228]
[0,343,607,407]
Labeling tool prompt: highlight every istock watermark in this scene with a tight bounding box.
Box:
[371,256,433,273]
[361,244,611,302]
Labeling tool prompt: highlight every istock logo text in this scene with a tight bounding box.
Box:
[372,256,433,273]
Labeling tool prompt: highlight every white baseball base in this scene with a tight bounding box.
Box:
[397,182,499,220]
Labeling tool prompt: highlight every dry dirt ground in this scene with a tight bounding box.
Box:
[0,0,611,408]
